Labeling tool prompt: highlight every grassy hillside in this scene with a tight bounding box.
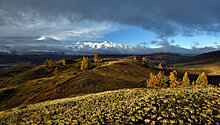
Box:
[172,51,220,75]
[0,52,219,112]
[0,86,219,124]
[0,57,164,111]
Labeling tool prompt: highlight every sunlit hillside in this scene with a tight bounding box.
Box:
[0,86,219,124]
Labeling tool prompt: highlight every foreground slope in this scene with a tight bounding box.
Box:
[0,86,219,124]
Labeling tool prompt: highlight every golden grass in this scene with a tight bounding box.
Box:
[0,86,219,124]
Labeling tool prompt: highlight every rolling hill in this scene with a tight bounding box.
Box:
[0,56,163,111]
[172,50,220,75]
[0,51,219,112]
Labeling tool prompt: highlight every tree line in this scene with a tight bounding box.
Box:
[146,70,208,88]
[134,56,209,88]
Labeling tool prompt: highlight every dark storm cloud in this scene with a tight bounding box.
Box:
[0,0,220,37]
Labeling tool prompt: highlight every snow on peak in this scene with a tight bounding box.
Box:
[65,41,136,54]
[36,36,46,40]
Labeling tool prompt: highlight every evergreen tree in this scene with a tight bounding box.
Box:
[94,51,99,66]
[62,59,66,66]
[196,72,208,86]
[182,72,190,87]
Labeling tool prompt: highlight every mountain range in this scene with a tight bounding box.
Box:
[0,36,219,55]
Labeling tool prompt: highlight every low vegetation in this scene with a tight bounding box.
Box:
[0,86,219,124]
[0,51,219,122]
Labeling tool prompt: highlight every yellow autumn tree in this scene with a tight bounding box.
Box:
[48,58,54,68]
[146,73,156,88]
[45,59,53,68]
[146,72,168,88]
[85,57,89,69]
[133,56,137,61]
[62,59,66,66]
[142,57,146,63]
[44,59,49,67]
[94,51,99,66]
[81,57,85,71]
[196,72,208,86]
[181,72,190,87]
[192,81,195,87]
[54,67,61,85]
[173,70,177,76]
[169,70,179,88]
[145,59,148,64]
[81,57,89,71]
[156,71,167,88]
[158,63,163,69]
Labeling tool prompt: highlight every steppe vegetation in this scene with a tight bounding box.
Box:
[0,86,219,124]
[0,51,219,124]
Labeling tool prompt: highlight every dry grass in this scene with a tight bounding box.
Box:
[0,58,155,111]
[0,86,219,124]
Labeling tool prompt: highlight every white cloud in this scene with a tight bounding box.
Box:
[0,10,121,41]
[46,21,120,41]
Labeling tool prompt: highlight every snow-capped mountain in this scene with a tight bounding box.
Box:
[66,41,137,55]
[0,36,218,55]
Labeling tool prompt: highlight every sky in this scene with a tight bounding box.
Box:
[0,0,220,55]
